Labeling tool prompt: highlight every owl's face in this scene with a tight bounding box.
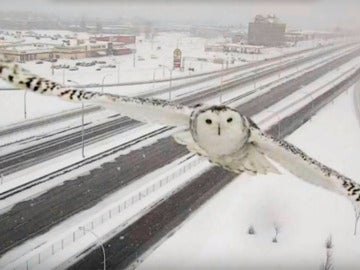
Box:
[193,106,249,156]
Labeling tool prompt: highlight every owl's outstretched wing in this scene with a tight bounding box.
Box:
[0,62,192,127]
[250,126,360,208]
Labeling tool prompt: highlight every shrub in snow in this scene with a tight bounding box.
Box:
[272,223,280,243]
[248,225,255,235]
[325,235,333,249]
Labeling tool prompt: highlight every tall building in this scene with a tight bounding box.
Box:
[248,15,286,46]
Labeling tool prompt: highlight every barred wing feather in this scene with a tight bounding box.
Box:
[251,127,360,208]
[0,62,191,127]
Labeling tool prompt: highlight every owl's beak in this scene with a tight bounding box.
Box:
[218,124,221,136]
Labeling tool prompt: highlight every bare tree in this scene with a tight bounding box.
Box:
[320,235,334,270]
[353,206,360,236]
[272,223,281,243]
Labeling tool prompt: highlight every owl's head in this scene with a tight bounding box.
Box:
[192,105,249,156]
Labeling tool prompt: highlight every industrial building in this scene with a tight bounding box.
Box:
[93,35,136,44]
[248,15,286,46]
[205,43,263,54]
[0,44,54,62]
[0,38,133,62]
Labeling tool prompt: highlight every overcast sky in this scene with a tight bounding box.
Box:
[1,0,359,30]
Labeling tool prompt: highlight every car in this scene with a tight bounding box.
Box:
[137,56,145,61]
[69,67,79,71]
[96,68,102,71]
[96,61,107,64]
[99,64,116,69]
[151,54,158,59]
[36,60,43,64]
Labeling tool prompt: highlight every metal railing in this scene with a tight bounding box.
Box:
[7,156,204,270]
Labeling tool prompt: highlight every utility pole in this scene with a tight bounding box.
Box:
[101,74,111,94]
[67,80,85,158]
[159,65,173,100]
[24,90,27,120]
[79,227,106,270]
[133,49,136,68]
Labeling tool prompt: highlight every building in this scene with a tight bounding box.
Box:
[224,44,263,54]
[248,15,286,46]
[285,30,341,43]
[0,44,53,62]
[93,35,136,45]
[53,45,87,59]
[0,40,133,61]
[205,43,263,54]
[109,42,133,55]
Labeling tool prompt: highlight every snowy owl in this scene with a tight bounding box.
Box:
[1,62,360,209]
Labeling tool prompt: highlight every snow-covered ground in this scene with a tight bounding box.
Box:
[137,84,360,270]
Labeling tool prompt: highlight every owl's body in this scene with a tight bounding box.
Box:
[177,105,279,175]
[1,62,360,211]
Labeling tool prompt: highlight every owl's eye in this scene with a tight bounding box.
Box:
[205,119,212,125]
[227,117,233,123]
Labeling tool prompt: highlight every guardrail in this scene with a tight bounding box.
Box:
[6,155,204,270]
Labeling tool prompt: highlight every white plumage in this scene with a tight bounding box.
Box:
[1,62,359,209]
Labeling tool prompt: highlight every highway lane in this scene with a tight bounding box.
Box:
[0,137,187,255]
[238,47,360,116]
[70,167,236,270]
[0,117,140,174]
[70,68,360,270]
[1,51,359,257]
[0,106,101,137]
[0,44,356,176]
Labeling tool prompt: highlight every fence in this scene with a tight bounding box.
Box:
[8,156,203,270]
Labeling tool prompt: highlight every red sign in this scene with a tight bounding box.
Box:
[173,48,182,69]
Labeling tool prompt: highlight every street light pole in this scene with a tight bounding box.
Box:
[111,58,120,84]
[62,69,65,85]
[79,227,106,270]
[219,63,224,103]
[67,79,85,158]
[101,74,112,94]
[152,67,162,89]
[133,49,136,68]
[253,69,257,90]
[159,64,173,100]
[81,102,85,158]
[117,64,120,84]
[24,90,27,120]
